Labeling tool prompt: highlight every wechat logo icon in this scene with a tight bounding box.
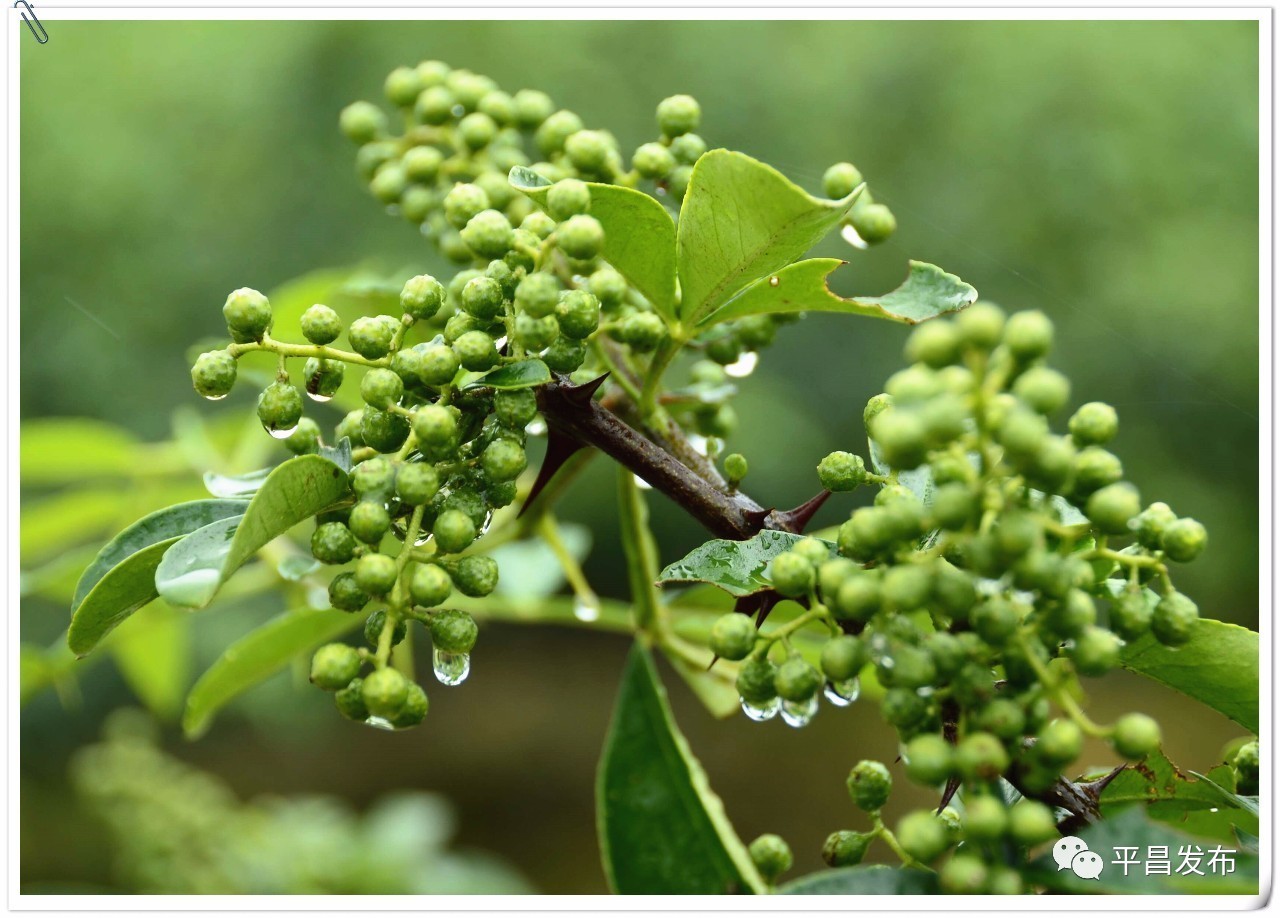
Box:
[1053,836,1104,880]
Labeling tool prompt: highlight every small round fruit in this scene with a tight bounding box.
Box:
[363,609,406,649]
[311,522,358,565]
[361,368,404,410]
[962,796,1008,843]
[389,682,430,728]
[1086,482,1141,534]
[556,214,605,260]
[822,830,872,868]
[494,389,538,428]
[256,382,303,435]
[656,94,701,137]
[348,500,391,544]
[769,552,815,599]
[896,810,949,863]
[191,350,237,399]
[709,614,757,661]
[334,677,369,721]
[340,100,386,143]
[348,315,397,359]
[1152,591,1199,646]
[820,636,867,683]
[481,438,527,483]
[736,656,778,704]
[1068,401,1118,445]
[410,563,453,608]
[430,609,478,653]
[775,657,822,702]
[1161,517,1208,563]
[1007,800,1058,846]
[355,552,398,596]
[361,667,410,719]
[1112,713,1161,760]
[956,732,1010,782]
[433,509,477,554]
[817,451,866,492]
[310,643,361,690]
[395,463,440,506]
[328,572,370,613]
[633,142,675,179]
[1002,309,1054,361]
[823,162,863,199]
[401,274,445,320]
[223,287,272,342]
[748,834,792,883]
[903,734,954,786]
[300,304,342,345]
[451,555,499,597]
[846,760,892,812]
[453,330,498,371]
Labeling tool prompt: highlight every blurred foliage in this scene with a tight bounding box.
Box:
[21,19,1258,894]
[53,710,529,894]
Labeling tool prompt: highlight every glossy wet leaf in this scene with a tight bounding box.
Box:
[700,258,978,328]
[1188,770,1259,817]
[597,643,764,894]
[510,167,677,321]
[1100,752,1258,844]
[466,358,551,390]
[108,602,192,722]
[203,468,271,499]
[21,418,141,483]
[676,150,861,326]
[1026,806,1258,894]
[156,454,350,609]
[781,865,940,895]
[182,606,359,739]
[318,436,354,472]
[657,530,830,597]
[69,539,183,656]
[1120,618,1258,732]
[72,499,249,613]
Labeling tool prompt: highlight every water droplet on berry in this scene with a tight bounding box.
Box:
[841,223,868,250]
[573,596,601,622]
[725,351,758,378]
[202,393,229,401]
[740,696,781,722]
[781,695,819,728]
[768,275,780,287]
[526,418,548,436]
[494,335,509,351]
[432,647,470,686]
[305,391,332,403]
[633,474,652,491]
[824,677,861,707]
[264,422,299,440]
[364,716,396,731]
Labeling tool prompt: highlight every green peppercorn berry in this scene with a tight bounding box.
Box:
[334,677,369,721]
[461,210,515,260]
[363,609,407,650]
[303,358,343,403]
[1073,446,1124,496]
[311,522,358,565]
[556,214,605,261]
[383,66,423,107]
[1007,800,1058,846]
[619,312,667,353]
[453,330,498,371]
[1233,740,1260,794]
[1045,588,1097,638]
[846,760,892,812]
[823,162,863,199]
[535,109,585,155]
[1002,309,1054,361]
[411,345,456,388]
[1036,718,1084,767]
[702,331,741,367]
[722,452,749,487]
[430,609,478,653]
[1109,588,1153,639]
[402,145,444,183]
[939,853,988,895]
[347,501,390,545]
[1161,517,1208,563]
[817,451,866,492]
[632,141,675,179]
[355,140,397,181]
[441,181,488,228]
[997,407,1050,460]
[355,368,401,412]
[822,830,872,868]
[407,564,451,609]
[414,84,455,125]
[736,656,778,706]
[882,564,933,612]
[514,313,558,351]
[1152,591,1199,646]
[399,273,445,321]
[769,551,815,599]
[1013,366,1071,415]
[735,315,776,351]
[955,300,1005,351]
[361,667,409,719]
[346,315,395,360]
[903,734,954,786]
[587,268,626,309]
[284,417,321,455]
[478,437,525,485]
[494,389,538,430]
[708,614,757,661]
[457,276,502,322]
[774,658,822,703]
[656,94,700,137]
[832,572,881,623]
[433,509,477,554]
[565,130,613,174]
[545,178,591,221]
[556,290,601,340]
[1086,482,1141,534]
[1067,401,1118,447]
[1133,501,1176,550]
[455,111,496,150]
[962,796,1008,843]
[256,381,303,436]
[851,204,896,244]
[355,553,398,596]
[748,834,792,884]
[361,409,410,454]
[512,88,554,128]
[328,572,370,613]
[191,350,237,399]
[294,305,341,349]
[669,133,706,166]
[370,161,409,205]
[411,406,458,456]
[896,811,949,863]
[870,408,929,470]
[930,482,976,531]
[310,642,362,691]
[1027,434,1076,491]
[340,100,387,143]
[1112,713,1161,760]
[1070,626,1121,676]
[223,287,272,342]
[956,732,1010,783]
[905,320,960,369]
[384,681,427,728]
[450,555,499,598]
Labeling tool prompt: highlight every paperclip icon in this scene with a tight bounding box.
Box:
[15,1,48,44]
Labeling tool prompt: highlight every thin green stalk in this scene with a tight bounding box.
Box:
[616,467,662,633]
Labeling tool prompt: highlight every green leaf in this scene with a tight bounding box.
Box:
[68,539,182,656]
[1026,806,1258,895]
[1100,751,1258,845]
[21,418,141,483]
[155,455,350,609]
[203,468,271,498]
[657,530,829,597]
[466,358,551,390]
[699,258,978,329]
[510,167,677,321]
[1188,770,1259,818]
[182,607,359,739]
[72,499,249,614]
[676,150,861,326]
[1120,618,1258,732]
[597,643,765,894]
[108,602,192,722]
[780,865,940,895]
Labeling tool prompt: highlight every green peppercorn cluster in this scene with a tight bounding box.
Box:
[709,303,1208,888]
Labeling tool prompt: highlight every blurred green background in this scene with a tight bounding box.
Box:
[21,20,1259,894]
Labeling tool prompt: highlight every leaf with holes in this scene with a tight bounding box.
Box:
[657,530,832,597]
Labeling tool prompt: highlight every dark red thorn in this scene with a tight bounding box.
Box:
[518,428,586,517]
[773,489,833,534]
[1081,763,1128,799]
[936,777,963,814]
[742,507,773,533]
[563,371,610,406]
